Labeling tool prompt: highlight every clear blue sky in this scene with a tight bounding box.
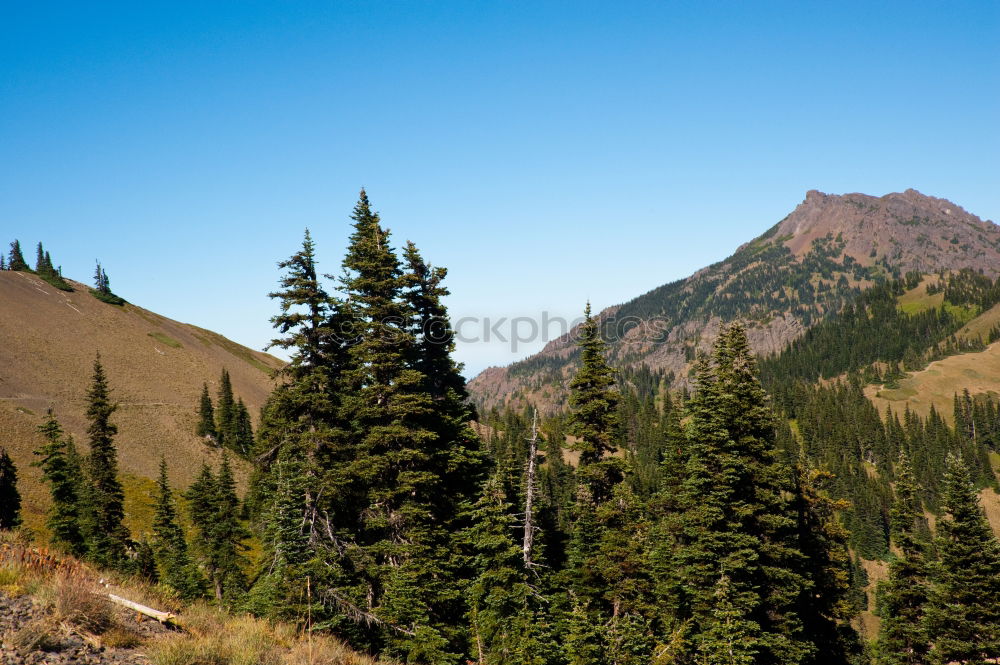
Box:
[2,1,997,376]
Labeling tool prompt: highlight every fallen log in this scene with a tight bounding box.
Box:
[107,593,177,625]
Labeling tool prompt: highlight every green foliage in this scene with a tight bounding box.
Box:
[83,354,131,568]
[464,475,553,665]
[186,457,249,605]
[247,194,487,663]
[195,383,217,440]
[566,302,623,501]
[90,260,126,304]
[215,369,236,449]
[199,371,253,456]
[147,331,182,348]
[925,454,1000,663]
[662,325,813,664]
[876,454,930,665]
[152,458,205,600]
[33,241,73,291]
[760,277,996,388]
[7,239,30,272]
[0,447,21,530]
[33,411,87,555]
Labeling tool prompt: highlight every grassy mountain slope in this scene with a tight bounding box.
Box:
[868,341,1000,421]
[469,189,1000,413]
[0,270,283,531]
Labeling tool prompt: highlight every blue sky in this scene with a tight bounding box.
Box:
[2,1,998,376]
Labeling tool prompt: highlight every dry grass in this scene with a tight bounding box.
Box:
[865,342,1000,423]
[896,278,944,314]
[1,532,387,665]
[146,603,388,665]
[0,271,284,528]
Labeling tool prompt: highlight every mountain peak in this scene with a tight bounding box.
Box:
[468,189,1000,413]
[776,189,994,270]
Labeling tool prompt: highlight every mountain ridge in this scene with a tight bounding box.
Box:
[468,189,1000,413]
[0,270,284,530]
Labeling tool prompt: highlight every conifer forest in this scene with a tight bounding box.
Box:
[5,189,1000,665]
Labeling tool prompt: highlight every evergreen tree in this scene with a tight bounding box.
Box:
[464,475,551,665]
[91,261,124,304]
[566,303,622,502]
[562,485,605,665]
[695,575,758,665]
[250,227,340,614]
[152,458,204,599]
[877,453,930,665]
[34,242,54,275]
[33,411,87,555]
[246,451,312,620]
[187,457,248,604]
[94,260,109,293]
[33,243,72,290]
[1,254,6,270]
[926,454,1000,663]
[215,369,236,449]
[196,383,217,441]
[84,353,130,567]
[211,454,249,602]
[0,448,21,530]
[233,398,253,457]
[592,484,655,665]
[792,465,866,664]
[135,537,159,583]
[663,324,811,665]
[8,240,29,271]
[335,190,461,662]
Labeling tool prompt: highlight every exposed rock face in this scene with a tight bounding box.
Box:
[468,189,999,414]
[778,189,1000,271]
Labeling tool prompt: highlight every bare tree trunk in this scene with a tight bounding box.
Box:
[523,409,539,568]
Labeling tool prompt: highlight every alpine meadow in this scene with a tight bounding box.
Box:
[2,3,998,665]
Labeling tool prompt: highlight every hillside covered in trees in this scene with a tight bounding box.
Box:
[5,190,1000,665]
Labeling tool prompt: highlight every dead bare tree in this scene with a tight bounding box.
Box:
[523,409,540,568]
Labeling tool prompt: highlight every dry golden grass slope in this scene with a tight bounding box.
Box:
[866,341,1000,422]
[0,271,283,530]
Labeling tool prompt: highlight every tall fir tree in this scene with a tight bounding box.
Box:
[212,454,249,602]
[250,227,340,612]
[335,190,462,663]
[926,454,1000,664]
[84,353,130,567]
[35,242,49,273]
[215,369,236,449]
[663,324,811,665]
[0,448,21,530]
[566,303,622,502]
[233,398,254,457]
[33,243,72,290]
[33,411,87,555]
[8,240,29,271]
[196,383,217,440]
[877,453,930,665]
[152,458,204,599]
